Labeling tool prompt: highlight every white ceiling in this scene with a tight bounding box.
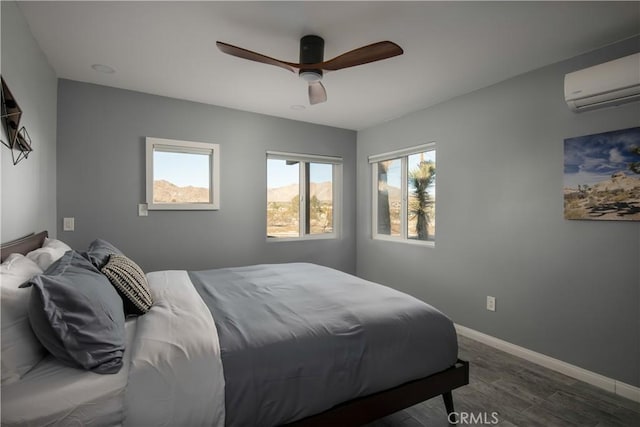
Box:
[18,1,640,130]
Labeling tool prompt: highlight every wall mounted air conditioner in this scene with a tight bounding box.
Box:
[564,52,640,112]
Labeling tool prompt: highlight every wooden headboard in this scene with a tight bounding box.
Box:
[0,231,48,262]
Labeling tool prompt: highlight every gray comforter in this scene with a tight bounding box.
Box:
[188,263,457,427]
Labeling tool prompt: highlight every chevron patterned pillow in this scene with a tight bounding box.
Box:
[101,254,152,315]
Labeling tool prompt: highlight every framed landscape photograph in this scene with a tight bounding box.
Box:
[564,127,640,221]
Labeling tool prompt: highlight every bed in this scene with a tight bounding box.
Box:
[1,231,469,426]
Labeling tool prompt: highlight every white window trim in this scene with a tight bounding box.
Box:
[267,151,342,165]
[266,151,342,242]
[370,142,436,246]
[368,142,435,164]
[146,137,220,210]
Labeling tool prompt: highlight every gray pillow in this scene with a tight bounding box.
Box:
[83,239,123,270]
[25,250,125,374]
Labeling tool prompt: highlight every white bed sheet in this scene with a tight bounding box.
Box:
[1,319,138,427]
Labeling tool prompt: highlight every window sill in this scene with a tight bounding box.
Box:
[372,235,435,247]
[267,234,338,243]
[147,203,219,211]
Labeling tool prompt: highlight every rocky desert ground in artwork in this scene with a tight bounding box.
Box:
[564,171,640,220]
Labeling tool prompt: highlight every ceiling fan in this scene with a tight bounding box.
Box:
[216,36,403,105]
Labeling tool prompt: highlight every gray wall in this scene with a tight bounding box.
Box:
[57,80,357,273]
[1,1,57,242]
[13,0,638,387]
[356,37,640,387]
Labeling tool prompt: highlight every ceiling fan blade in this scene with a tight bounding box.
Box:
[319,41,403,71]
[216,41,299,73]
[309,81,327,105]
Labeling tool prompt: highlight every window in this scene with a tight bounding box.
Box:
[370,143,436,244]
[146,137,220,210]
[267,151,342,240]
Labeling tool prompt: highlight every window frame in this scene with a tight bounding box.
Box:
[369,142,436,246]
[145,137,220,210]
[266,151,342,242]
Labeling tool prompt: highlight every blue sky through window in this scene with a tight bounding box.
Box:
[268,159,333,188]
[154,151,210,188]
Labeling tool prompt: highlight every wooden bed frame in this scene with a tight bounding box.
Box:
[286,360,469,426]
[1,231,469,426]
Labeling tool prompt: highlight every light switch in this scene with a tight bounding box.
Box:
[138,204,148,217]
[63,217,75,231]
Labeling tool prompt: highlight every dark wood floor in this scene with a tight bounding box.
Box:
[368,335,640,427]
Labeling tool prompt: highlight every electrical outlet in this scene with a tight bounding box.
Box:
[486,296,496,312]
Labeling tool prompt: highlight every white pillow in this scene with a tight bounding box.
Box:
[1,254,46,384]
[25,237,72,271]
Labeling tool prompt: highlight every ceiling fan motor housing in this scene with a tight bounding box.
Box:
[299,35,324,81]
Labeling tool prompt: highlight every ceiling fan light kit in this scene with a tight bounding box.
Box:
[216,35,403,105]
[299,71,322,82]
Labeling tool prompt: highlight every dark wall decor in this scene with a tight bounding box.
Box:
[1,76,33,165]
[564,127,640,221]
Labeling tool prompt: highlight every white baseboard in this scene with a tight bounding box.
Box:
[454,324,640,403]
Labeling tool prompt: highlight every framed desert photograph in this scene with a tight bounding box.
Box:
[564,127,640,221]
